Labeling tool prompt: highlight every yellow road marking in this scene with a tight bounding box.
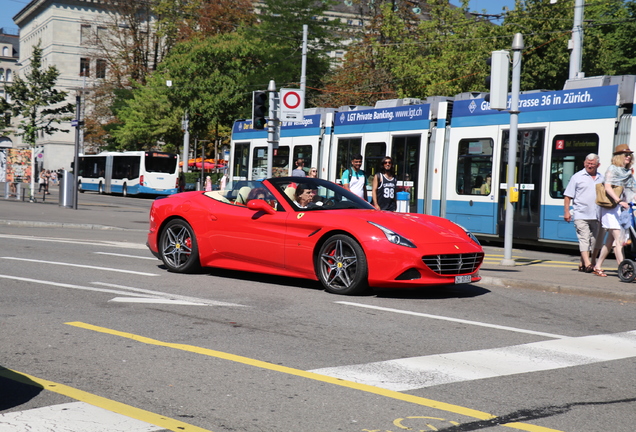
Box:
[66,321,564,432]
[0,367,211,432]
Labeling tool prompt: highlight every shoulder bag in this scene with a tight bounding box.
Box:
[595,183,624,208]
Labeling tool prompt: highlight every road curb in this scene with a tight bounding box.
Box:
[480,275,636,303]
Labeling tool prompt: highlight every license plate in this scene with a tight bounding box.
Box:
[455,275,472,284]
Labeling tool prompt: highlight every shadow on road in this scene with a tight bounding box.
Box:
[0,367,43,411]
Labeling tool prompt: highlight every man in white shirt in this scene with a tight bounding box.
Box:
[563,153,604,273]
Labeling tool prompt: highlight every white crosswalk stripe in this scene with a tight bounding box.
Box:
[310,330,636,391]
[0,402,165,432]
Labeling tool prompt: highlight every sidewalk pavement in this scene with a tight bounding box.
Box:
[2,183,635,303]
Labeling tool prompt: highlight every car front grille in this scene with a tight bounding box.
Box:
[422,252,484,275]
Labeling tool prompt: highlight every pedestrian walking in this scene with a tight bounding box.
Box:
[563,153,604,273]
[594,144,635,277]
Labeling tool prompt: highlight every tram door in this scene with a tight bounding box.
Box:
[498,129,545,240]
[391,135,421,211]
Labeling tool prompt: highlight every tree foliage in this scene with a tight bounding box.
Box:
[500,0,636,90]
[6,44,74,147]
[111,30,279,150]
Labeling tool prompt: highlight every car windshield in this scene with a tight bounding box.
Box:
[268,177,374,211]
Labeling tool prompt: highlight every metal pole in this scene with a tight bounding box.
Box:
[73,94,81,210]
[569,0,584,80]
[266,79,278,179]
[300,25,307,93]
[182,111,190,173]
[502,33,523,266]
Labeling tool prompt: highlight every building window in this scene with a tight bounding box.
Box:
[0,68,4,81]
[5,69,11,82]
[96,59,106,79]
[81,25,91,45]
[2,47,8,57]
[96,26,107,42]
[80,58,90,77]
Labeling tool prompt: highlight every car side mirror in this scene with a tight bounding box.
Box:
[247,199,276,215]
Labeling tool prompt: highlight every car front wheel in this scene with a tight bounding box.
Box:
[159,219,200,273]
[316,234,368,295]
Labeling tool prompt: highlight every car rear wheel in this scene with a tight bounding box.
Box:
[160,219,200,273]
[316,234,368,295]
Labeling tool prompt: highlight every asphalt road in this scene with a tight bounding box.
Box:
[1,194,635,432]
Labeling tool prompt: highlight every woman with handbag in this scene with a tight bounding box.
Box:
[594,144,635,277]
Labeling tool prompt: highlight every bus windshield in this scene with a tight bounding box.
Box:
[145,152,178,173]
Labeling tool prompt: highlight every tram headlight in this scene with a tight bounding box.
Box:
[368,222,416,248]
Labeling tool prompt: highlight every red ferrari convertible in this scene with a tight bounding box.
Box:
[147,177,484,295]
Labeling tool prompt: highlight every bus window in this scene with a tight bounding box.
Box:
[550,133,599,198]
[336,138,362,180]
[364,142,386,179]
[456,138,493,195]
[293,145,312,176]
[272,145,290,177]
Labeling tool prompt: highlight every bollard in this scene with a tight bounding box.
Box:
[396,191,410,213]
[59,170,75,208]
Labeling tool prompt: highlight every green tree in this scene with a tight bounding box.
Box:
[503,0,636,91]
[6,43,74,199]
[0,97,10,133]
[111,30,280,150]
[254,0,343,104]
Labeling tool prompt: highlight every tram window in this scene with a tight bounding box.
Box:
[252,146,268,179]
[549,133,599,198]
[272,146,289,177]
[336,138,362,180]
[456,138,493,195]
[233,142,249,179]
[365,142,386,178]
[293,145,312,176]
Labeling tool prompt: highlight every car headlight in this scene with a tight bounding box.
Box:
[368,222,416,248]
[452,222,481,245]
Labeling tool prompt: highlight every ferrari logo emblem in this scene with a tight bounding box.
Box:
[297,213,305,219]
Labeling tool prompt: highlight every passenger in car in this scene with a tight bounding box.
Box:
[293,184,315,209]
[246,188,267,201]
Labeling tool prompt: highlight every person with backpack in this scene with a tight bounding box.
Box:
[341,154,367,201]
[372,156,397,211]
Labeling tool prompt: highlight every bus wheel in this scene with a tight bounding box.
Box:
[122,184,127,197]
[78,182,84,193]
[98,182,104,194]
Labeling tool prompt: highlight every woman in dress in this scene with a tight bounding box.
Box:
[593,144,635,277]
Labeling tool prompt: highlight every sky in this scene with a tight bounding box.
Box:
[0,0,517,33]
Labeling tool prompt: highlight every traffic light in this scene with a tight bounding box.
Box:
[485,50,510,111]
[252,90,267,129]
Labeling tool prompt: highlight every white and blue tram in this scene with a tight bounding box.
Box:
[442,76,635,245]
[229,75,636,246]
